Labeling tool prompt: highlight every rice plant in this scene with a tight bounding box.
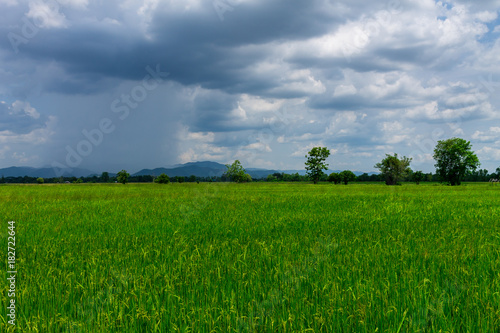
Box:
[1,183,499,332]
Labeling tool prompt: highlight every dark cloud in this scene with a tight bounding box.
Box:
[0,0,499,172]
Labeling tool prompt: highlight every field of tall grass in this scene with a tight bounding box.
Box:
[1,182,500,332]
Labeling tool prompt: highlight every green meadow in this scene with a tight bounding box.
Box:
[1,183,500,332]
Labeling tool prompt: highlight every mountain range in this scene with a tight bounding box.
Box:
[0,162,376,179]
[0,166,96,178]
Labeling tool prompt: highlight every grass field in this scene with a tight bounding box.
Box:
[1,182,500,332]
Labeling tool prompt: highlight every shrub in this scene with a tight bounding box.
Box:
[155,173,170,184]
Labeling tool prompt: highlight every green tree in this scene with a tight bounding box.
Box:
[224,160,251,183]
[327,172,341,184]
[374,153,412,185]
[267,174,277,182]
[100,172,110,183]
[117,170,130,184]
[413,170,424,185]
[273,172,283,181]
[305,147,330,184]
[36,177,44,184]
[433,138,480,186]
[155,173,170,184]
[357,173,370,182]
[339,170,356,185]
[177,176,185,183]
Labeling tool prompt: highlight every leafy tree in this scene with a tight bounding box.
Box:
[36,177,44,184]
[466,168,489,182]
[177,176,185,183]
[413,170,424,185]
[357,173,369,182]
[73,178,83,184]
[339,170,356,185]
[327,172,341,184]
[305,147,330,184]
[426,173,433,182]
[188,175,197,182]
[224,160,251,183]
[117,170,130,184]
[491,167,500,179]
[374,153,412,185]
[155,173,170,184]
[100,172,110,183]
[267,174,277,182]
[433,138,480,186]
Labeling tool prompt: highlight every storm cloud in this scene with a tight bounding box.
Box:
[1,0,499,173]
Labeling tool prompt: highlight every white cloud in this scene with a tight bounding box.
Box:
[12,151,38,164]
[238,95,284,113]
[445,93,488,108]
[0,116,56,145]
[58,0,88,8]
[186,131,215,142]
[179,143,227,164]
[333,84,357,97]
[472,127,500,142]
[474,11,497,23]
[477,146,500,161]
[405,102,441,120]
[379,121,413,144]
[291,142,332,157]
[325,112,364,137]
[230,105,248,121]
[243,142,272,153]
[26,0,68,29]
[268,68,326,96]
[11,100,40,119]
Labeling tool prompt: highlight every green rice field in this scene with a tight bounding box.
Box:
[1,182,500,332]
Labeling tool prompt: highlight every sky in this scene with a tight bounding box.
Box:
[1,0,500,174]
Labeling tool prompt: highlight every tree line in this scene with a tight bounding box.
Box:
[4,168,497,185]
[2,137,498,185]
[0,173,226,184]
[304,137,498,186]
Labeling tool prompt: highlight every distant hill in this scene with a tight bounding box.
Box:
[133,161,375,179]
[0,162,377,179]
[134,161,228,178]
[0,166,96,178]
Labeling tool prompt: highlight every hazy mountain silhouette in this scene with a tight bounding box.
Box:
[0,166,96,178]
[0,162,375,179]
